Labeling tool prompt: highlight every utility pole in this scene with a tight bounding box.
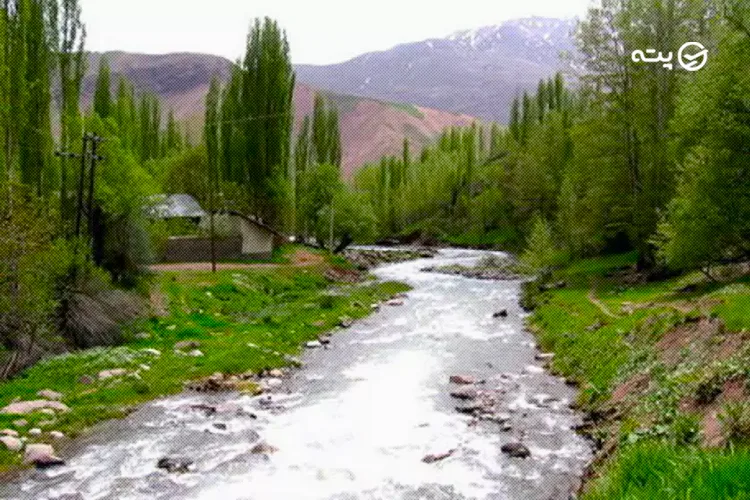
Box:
[55,132,105,256]
[87,135,105,265]
[55,133,90,240]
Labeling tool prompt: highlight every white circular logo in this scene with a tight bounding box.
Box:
[678,42,708,72]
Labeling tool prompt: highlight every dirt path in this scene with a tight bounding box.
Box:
[588,289,620,318]
[149,248,326,273]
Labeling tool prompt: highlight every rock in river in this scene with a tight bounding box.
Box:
[455,403,487,415]
[449,375,476,385]
[501,442,531,459]
[157,456,194,473]
[493,310,509,318]
[250,442,279,454]
[24,444,65,468]
[422,449,455,463]
[449,387,479,400]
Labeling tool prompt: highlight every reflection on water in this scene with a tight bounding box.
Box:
[3,249,591,500]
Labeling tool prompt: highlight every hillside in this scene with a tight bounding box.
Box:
[295,17,578,123]
[81,52,478,176]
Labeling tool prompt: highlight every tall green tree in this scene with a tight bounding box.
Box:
[54,0,86,220]
[93,56,112,119]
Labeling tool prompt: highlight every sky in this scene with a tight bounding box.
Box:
[79,0,594,65]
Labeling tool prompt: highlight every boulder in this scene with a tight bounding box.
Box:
[187,349,204,357]
[174,340,200,351]
[1,429,19,437]
[493,310,509,318]
[24,443,65,468]
[318,336,332,345]
[157,456,194,473]
[250,442,278,454]
[141,348,162,356]
[0,435,22,451]
[422,449,455,463]
[0,400,70,415]
[449,375,476,385]
[305,340,322,349]
[12,419,28,427]
[386,299,404,306]
[49,431,65,440]
[501,442,531,459]
[259,378,283,391]
[37,389,63,401]
[535,353,555,362]
[268,369,284,378]
[449,387,478,400]
[455,403,486,415]
[28,428,42,436]
[339,317,353,328]
[98,368,128,380]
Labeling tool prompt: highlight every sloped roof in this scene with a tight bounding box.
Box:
[219,210,286,238]
[147,194,207,219]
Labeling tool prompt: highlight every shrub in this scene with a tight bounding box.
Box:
[719,402,750,445]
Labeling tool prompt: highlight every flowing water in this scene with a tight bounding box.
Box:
[2,249,592,500]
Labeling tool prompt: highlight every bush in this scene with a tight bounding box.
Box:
[719,402,750,445]
[520,216,567,280]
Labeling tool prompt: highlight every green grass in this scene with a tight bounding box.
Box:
[585,443,750,500]
[0,261,408,472]
[527,253,750,498]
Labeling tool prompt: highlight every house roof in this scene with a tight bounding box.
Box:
[147,194,207,219]
[218,210,286,238]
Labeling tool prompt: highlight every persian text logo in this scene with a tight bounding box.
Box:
[631,42,708,71]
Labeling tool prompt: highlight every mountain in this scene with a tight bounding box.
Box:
[295,17,578,123]
[81,52,477,177]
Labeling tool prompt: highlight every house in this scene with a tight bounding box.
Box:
[201,211,286,260]
[146,194,286,262]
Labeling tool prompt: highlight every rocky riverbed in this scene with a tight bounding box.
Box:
[0,248,592,500]
[421,253,526,281]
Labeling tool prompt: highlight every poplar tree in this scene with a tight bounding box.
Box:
[93,56,111,119]
[55,0,86,218]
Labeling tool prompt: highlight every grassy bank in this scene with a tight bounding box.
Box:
[525,252,750,498]
[0,251,408,472]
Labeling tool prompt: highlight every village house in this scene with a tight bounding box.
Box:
[147,194,285,262]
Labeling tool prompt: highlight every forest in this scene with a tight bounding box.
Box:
[0,0,749,496]
[355,0,749,278]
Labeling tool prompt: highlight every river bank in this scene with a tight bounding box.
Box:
[0,249,408,475]
[1,248,592,499]
[522,252,750,498]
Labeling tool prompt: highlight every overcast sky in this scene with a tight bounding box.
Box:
[79,0,594,65]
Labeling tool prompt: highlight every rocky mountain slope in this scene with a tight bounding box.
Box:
[81,52,477,177]
[295,17,578,123]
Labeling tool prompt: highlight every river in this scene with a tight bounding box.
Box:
[1,248,592,500]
